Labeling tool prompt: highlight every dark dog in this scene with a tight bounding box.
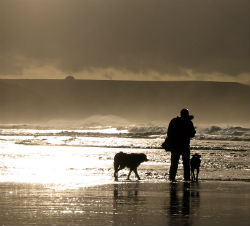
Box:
[114,152,148,181]
[190,154,201,182]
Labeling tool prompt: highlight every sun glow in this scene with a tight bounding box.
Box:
[0,142,114,188]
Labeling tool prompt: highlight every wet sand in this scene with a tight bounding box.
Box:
[0,181,249,226]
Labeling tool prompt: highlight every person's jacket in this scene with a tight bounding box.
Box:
[167,116,196,149]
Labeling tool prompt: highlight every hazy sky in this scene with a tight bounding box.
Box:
[0,0,249,84]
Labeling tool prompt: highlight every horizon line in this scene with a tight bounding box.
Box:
[0,77,248,85]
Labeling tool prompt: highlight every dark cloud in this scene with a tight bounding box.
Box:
[0,0,249,81]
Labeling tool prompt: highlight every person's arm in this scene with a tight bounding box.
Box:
[167,119,175,138]
[189,121,196,138]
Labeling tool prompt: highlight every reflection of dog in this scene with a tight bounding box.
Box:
[190,154,201,182]
[114,152,148,181]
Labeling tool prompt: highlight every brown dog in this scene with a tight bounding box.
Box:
[190,154,201,182]
[114,152,148,181]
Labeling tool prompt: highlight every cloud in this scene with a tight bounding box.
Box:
[0,0,249,83]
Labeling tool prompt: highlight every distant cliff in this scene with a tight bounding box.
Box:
[0,79,249,124]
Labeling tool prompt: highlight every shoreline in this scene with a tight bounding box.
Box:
[1,177,250,188]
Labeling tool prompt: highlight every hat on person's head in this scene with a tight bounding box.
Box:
[180,108,194,120]
[180,108,189,117]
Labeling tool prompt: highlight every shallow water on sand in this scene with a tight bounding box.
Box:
[0,181,249,226]
[0,144,249,186]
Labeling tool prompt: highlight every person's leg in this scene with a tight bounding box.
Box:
[182,149,190,181]
[169,151,180,181]
[196,168,199,181]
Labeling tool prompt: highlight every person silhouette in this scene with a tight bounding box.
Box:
[167,109,196,182]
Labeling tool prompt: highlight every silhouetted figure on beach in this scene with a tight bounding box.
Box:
[167,109,196,182]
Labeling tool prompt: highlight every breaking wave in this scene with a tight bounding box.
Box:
[0,124,249,141]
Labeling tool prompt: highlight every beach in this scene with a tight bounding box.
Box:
[1,1,249,224]
[0,180,249,226]
[0,124,249,225]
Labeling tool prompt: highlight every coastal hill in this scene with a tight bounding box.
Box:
[0,79,249,124]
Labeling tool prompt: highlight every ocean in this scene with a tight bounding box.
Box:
[0,119,249,188]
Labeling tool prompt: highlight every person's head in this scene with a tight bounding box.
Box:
[180,108,194,120]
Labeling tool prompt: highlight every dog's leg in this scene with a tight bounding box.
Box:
[114,170,119,181]
[127,169,132,180]
[114,163,120,181]
[134,169,141,180]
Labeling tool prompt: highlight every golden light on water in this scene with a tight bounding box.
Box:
[0,127,249,189]
[0,128,160,189]
[0,142,114,188]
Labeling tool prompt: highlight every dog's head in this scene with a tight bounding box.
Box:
[192,153,201,159]
[139,153,149,162]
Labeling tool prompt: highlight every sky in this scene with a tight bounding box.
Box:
[0,0,249,84]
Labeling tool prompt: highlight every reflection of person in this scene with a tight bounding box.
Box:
[169,183,190,216]
[167,109,196,181]
[167,182,200,226]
